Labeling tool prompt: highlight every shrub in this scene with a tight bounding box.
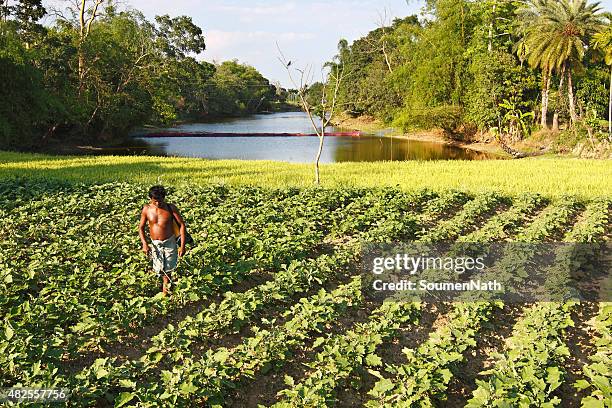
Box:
[393,105,463,137]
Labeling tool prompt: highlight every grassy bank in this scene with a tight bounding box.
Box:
[333,113,397,134]
[1,151,610,198]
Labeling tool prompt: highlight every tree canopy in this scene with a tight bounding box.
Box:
[324,0,610,142]
[0,0,284,149]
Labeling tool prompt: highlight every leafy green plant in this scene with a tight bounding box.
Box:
[575,303,612,407]
[499,99,535,142]
[0,179,609,407]
[393,105,464,137]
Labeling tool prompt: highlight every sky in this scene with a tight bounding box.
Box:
[44,0,423,87]
[44,0,612,88]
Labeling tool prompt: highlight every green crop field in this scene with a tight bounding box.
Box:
[1,152,612,198]
[1,172,610,407]
[4,0,612,404]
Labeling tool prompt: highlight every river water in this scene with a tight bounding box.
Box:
[132,112,497,162]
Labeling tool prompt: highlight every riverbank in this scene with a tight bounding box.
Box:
[1,151,610,198]
[24,109,308,156]
[333,114,612,159]
[332,114,510,157]
[392,131,509,157]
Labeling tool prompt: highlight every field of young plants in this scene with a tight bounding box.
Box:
[1,152,611,198]
[0,178,610,407]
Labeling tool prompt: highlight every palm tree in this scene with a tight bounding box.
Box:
[517,40,553,129]
[519,0,604,127]
[593,15,612,136]
[517,1,553,129]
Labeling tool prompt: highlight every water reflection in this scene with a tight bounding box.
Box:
[333,136,493,161]
[126,112,498,162]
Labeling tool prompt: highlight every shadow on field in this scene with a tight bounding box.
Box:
[0,159,272,185]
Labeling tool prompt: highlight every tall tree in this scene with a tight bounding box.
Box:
[14,0,45,47]
[519,0,604,126]
[0,0,46,47]
[77,0,104,93]
[593,15,612,135]
[154,14,205,59]
[51,0,108,93]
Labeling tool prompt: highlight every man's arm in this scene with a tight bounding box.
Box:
[139,206,150,255]
[170,204,186,256]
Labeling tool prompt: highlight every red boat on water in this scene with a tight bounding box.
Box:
[140,131,362,138]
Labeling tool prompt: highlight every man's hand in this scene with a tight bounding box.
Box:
[142,243,150,256]
[178,246,185,257]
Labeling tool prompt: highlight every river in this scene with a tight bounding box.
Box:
[131,112,497,162]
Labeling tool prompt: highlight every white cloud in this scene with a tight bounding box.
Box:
[205,30,315,53]
[213,3,297,16]
[42,0,424,87]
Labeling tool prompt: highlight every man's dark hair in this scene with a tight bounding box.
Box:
[149,185,167,200]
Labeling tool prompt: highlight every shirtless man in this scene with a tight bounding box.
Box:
[138,185,186,295]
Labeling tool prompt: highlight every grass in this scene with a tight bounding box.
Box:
[1,151,611,198]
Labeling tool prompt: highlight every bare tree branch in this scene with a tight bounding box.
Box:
[85,0,103,36]
[277,42,344,185]
[376,7,393,73]
[79,0,86,37]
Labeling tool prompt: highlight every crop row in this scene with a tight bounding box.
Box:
[272,301,421,407]
[60,187,476,405]
[61,187,444,404]
[458,193,545,242]
[467,198,610,407]
[419,192,503,243]
[1,184,378,386]
[328,188,436,241]
[467,302,574,407]
[265,193,552,406]
[270,195,590,407]
[141,247,358,367]
[266,191,541,406]
[575,302,611,407]
[363,197,586,406]
[0,184,443,403]
[1,181,608,408]
[85,277,365,407]
[0,212,323,385]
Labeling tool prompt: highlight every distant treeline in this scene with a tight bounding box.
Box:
[0,0,292,149]
[318,0,612,143]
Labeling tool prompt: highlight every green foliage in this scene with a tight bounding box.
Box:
[154,14,205,59]
[576,301,612,407]
[0,41,64,149]
[330,0,533,133]
[334,17,417,118]
[393,105,463,135]
[207,60,275,116]
[465,50,538,130]
[499,99,535,140]
[519,0,604,74]
[467,304,574,407]
[0,3,281,148]
[0,177,609,405]
[329,0,609,140]
[0,0,46,48]
[304,82,325,119]
[576,66,609,118]
[275,302,420,407]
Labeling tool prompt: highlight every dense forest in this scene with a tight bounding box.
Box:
[319,0,612,148]
[3,0,612,152]
[0,0,289,149]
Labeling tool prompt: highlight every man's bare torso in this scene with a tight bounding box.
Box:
[144,203,175,241]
